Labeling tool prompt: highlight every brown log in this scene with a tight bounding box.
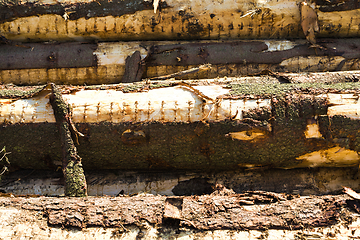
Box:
[0,194,346,230]
[1,39,360,85]
[1,75,360,171]
[49,84,87,197]
[1,0,360,42]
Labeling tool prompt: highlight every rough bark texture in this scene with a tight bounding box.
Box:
[1,39,360,85]
[1,78,360,171]
[0,193,349,230]
[2,167,360,196]
[0,0,165,23]
[49,84,87,197]
[0,0,360,42]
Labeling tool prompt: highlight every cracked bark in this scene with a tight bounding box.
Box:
[0,193,346,230]
[49,83,87,197]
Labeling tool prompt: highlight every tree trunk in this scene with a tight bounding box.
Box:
[1,39,360,85]
[0,0,360,42]
[1,75,360,171]
[49,84,87,197]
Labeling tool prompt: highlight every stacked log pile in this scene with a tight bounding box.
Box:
[0,0,360,207]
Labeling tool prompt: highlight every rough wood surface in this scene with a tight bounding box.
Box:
[1,0,360,42]
[2,76,360,170]
[49,84,87,197]
[0,193,348,230]
[2,167,360,196]
[1,39,360,85]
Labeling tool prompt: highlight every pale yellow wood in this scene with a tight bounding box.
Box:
[0,0,359,42]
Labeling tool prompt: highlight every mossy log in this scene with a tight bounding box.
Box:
[1,39,360,85]
[1,75,360,171]
[49,84,87,197]
[0,0,360,42]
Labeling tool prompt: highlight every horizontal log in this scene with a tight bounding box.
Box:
[1,167,360,196]
[1,39,360,85]
[1,77,360,170]
[1,194,359,239]
[0,0,360,42]
[0,194,346,230]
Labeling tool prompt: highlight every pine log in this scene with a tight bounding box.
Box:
[1,39,360,85]
[0,0,360,42]
[1,75,360,170]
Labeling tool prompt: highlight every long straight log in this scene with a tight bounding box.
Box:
[0,0,360,42]
[1,39,360,85]
[1,74,360,170]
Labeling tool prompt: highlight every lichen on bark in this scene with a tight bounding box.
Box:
[50,84,87,197]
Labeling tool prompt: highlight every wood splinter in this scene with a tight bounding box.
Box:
[49,83,87,197]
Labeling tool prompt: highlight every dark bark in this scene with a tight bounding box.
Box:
[0,194,347,230]
[316,0,360,12]
[0,0,169,23]
[1,39,360,70]
[147,39,360,67]
[122,51,145,83]
[1,79,360,170]
[49,84,87,197]
[0,42,97,70]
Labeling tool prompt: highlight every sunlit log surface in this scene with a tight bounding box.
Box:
[0,0,360,42]
[1,39,360,85]
[1,75,360,170]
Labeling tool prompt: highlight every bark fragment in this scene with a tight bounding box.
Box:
[122,51,145,83]
[49,84,87,197]
[300,2,319,46]
[0,194,346,230]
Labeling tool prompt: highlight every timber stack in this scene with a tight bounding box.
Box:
[1,0,360,237]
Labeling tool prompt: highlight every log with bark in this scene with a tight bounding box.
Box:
[1,73,360,171]
[1,39,360,85]
[0,0,360,42]
[2,167,360,196]
[0,193,347,230]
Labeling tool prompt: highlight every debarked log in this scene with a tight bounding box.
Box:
[0,0,360,42]
[1,39,360,85]
[2,77,360,170]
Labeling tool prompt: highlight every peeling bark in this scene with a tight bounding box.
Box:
[0,194,347,230]
[1,78,360,170]
[0,0,360,42]
[49,84,87,197]
[1,39,360,85]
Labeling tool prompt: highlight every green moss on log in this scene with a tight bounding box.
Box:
[0,85,46,98]
[0,92,342,171]
[50,84,87,197]
[227,82,360,98]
